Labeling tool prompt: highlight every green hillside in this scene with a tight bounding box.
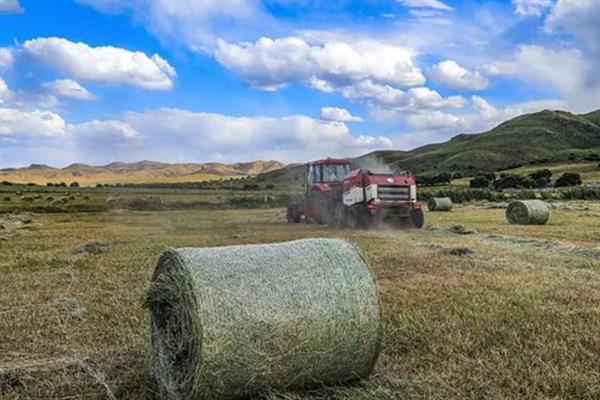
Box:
[359,109,600,175]
[253,109,600,190]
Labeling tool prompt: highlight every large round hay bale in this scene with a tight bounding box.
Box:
[506,200,550,225]
[427,197,453,211]
[146,238,382,400]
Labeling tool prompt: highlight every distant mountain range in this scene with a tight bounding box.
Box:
[3,109,599,187]
[0,160,284,185]
[254,108,600,189]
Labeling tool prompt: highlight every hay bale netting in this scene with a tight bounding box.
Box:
[506,200,550,225]
[427,197,453,212]
[146,238,382,400]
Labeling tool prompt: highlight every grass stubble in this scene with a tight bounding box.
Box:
[0,202,599,399]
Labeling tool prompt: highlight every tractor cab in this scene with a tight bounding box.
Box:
[305,158,352,192]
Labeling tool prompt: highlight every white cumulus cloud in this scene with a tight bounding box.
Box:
[430,60,489,90]
[42,79,95,100]
[0,107,66,137]
[23,37,176,90]
[215,36,425,90]
[0,0,23,14]
[320,107,363,122]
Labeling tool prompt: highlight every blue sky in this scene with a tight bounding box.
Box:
[1,0,599,167]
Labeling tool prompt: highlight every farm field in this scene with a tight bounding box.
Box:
[1,202,599,399]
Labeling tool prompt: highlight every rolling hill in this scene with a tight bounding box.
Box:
[0,160,284,186]
[253,108,600,190]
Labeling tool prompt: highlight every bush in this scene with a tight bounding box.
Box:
[417,173,452,187]
[70,181,80,188]
[530,169,552,181]
[46,182,54,187]
[27,182,36,186]
[469,175,490,188]
[554,172,582,187]
[452,172,463,179]
[57,182,67,187]
[1,180,12,186]
[494,174,533,190]
[265,183,275,190]
[3,196,11,201]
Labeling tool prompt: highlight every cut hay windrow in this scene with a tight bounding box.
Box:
[146,238,382,400]
[427,197,453,212]
[506,200,550,225]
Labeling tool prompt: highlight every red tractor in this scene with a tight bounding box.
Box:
[287,158,424,229]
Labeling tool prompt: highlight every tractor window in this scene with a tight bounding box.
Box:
[307,165,315,186]
[322,164,350,182]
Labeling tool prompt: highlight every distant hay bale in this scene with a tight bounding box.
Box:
[506,200,550,225]
[427,197,453,211]
[146,238,382,400]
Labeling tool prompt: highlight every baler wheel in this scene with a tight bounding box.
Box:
[409,208,424,229]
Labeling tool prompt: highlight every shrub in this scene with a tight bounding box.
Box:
[47,182,54,187]
[418,173,452,186]
[484,172,496,182]
[57,182,67,187]
[265,183,275,190]
[96,183,104,188]
[27,182,36,186]
[494,174,533,190]
[3,196,11,201]
[583,153,599,161]
[70,181,80,188]
[554,172,582,187]
[1,180,12,186]
[452,172,463,179]
[469,175,490,188]
[530,169,552,181]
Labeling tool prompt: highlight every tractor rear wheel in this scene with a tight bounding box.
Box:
[287,203,301,223]
[409,208,424,229]
[347,205,369,229]
[329,203,347,228]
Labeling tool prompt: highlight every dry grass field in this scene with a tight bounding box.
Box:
[1,203,599,399]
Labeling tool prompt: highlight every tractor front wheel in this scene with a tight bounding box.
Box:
[347,205,369,229]
[287,203,301,223]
